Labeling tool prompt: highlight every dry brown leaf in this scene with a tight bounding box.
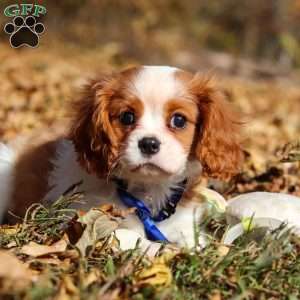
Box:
[54,287,73,300]
[136,261,172,287]
[62,275,79,295]
[75,208,122,255]
[82,269,102,288]
[100,288,121,300]
[209,290,222,300]
[0,224,20,235]
[100,204,135,218]
[59,249,80,260]
[6,241,17,248]
[0,251,34,290]
[30,257,62,265]
[55,284,79,300]
[217,245,230,257]
[20,237,68,257]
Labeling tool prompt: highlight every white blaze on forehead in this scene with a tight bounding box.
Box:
[129,65,187,132]
[130,66,185,104]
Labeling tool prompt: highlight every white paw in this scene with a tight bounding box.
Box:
[157,204,207,249]
[114,229,162,256]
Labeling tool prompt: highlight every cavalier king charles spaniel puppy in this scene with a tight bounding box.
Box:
[0,66,243,250]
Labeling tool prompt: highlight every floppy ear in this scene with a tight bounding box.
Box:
[68,77,118,178]
[190,75,244,180]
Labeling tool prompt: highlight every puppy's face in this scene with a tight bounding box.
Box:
[69,66,243,182]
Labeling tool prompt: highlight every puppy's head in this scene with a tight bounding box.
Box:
[69,66,243,182]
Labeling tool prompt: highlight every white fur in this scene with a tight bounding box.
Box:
[157,201,207,247]
[131,66,185,103]
[122,66,189,178]
[0,143,15,222]
[114,228,162,256]
[44,139,116,208]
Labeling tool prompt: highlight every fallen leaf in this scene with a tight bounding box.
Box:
[6,241,17,248]
[65,216,85,244]
[75,208,121,255]
[100,204,135,218]
[209,290,222,300]
[59,249,80,260]
[54,287,73,300]
[30,257,62,265]
[20,237,68,257]
[192,186,227,213]
[62,275,79,295]
[217,245,230,256]
[136,261,172,287]
[100,289,120,300]
[0,224,20,235]
[0,251,34,290]
[82,269,103,288]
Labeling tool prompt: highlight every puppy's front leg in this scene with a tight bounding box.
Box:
[114,228,162,256]
[117,202,207,252]
[157,201,207,248]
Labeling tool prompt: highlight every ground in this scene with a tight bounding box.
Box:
[0,42,300,299]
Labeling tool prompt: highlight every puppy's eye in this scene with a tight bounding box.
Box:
[170,113,187,129]
[119,111,135,126]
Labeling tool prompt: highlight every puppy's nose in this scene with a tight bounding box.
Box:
[138,137,161,155]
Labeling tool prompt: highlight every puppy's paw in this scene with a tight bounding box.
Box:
[157,203,207,249]
[169,227,207,249]
[114,228,162,256]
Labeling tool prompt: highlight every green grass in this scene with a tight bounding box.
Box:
[0,190,300,299]
[0,184,81,247]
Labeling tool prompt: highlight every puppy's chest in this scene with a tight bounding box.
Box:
[72,181,173,216]
[126,182,173,215]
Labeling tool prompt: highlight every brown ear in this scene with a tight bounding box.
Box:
[190,75,244,180]
[68,77,118,178]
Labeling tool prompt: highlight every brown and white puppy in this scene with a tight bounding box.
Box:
[0,66,243,248]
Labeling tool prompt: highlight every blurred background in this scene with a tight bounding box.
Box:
[0,0,299,195]
[2,0,300,72]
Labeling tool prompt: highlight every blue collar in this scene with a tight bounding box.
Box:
[114,178,187,242]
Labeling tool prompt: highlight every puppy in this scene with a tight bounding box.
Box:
[0,66,243,248]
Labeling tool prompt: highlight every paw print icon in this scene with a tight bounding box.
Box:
[4,16,45,48]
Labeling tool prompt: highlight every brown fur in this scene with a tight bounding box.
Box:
[68,68,142,178]
[189,74,244,180]
[7,136,59,223]
[68,77,118,178]
[163,99,198,152]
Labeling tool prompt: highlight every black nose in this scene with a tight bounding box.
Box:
[138,137,161,155]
